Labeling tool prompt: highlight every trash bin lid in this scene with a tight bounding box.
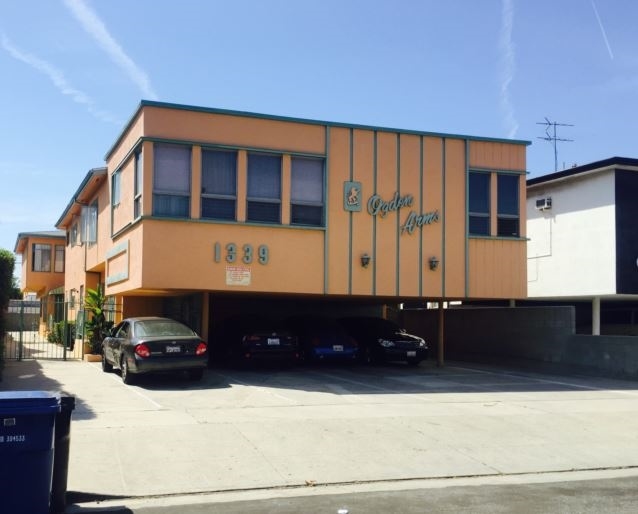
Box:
[0,391,60,415]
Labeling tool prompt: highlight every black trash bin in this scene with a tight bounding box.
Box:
[51,395,76,514]
[0,391,60,514]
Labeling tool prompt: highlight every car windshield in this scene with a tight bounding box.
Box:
[371,320,402,335]
[134,320,196,337]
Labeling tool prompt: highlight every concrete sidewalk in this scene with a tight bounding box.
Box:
[2,358,638,511]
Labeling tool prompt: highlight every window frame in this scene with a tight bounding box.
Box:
[69,223,79,247]
[54,245,65,273]
[152,143,192,219]
[468,171,491,236]
[246,152,282,224]
[496,173,520,238]
[200,148,238,221]
[82,199,98,245]
[111,170,121,207]
[290,156,325,227]
[134,148,143,219]
[32,243,52,272]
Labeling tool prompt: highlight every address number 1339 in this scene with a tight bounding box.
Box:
[214,242,269,265]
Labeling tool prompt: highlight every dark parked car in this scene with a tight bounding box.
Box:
[287,315,358,363]
[338,316,428,365]
[213,314,299,366]
[101,317,208,384]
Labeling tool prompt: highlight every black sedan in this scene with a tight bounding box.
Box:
[101,317,208,384]
[212,314,299,367]
[338,316,428,365]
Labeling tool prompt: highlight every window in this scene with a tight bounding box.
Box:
[69,223,79,246]
[497,174,520,237]
[153,144,191,218]
[201,149,237,220]
[468,172,490,236]
[112,170,121,206]
[134,149,143,218]
[291,157,324,226]
[32,244,51,272]
[247,153,281,223]
[54,245,65,273]
[82,200,98,244]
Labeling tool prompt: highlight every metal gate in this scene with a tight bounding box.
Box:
[3,299,78,360]
[2,298,120,361]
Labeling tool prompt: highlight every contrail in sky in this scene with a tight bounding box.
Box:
[591,0,614,60]
[1,34,120,123]
[63,0,159,100]
[499,0,518,139]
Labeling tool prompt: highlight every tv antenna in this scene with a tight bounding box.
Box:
[536,117,573,172]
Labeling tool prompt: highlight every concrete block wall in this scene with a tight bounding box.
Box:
[402,306,638,380]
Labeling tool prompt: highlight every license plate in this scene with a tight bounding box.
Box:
[332,345,344,352]
[407,351,416,357]
[165,345,181,353]
[267,338,280,346]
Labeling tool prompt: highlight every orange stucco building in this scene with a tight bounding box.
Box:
[46,101,528,342]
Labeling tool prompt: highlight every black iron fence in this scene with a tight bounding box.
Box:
[3,298,120,361]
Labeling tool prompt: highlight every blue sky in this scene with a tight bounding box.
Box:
[1,0,636,270]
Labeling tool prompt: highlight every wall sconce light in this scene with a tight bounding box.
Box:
[428,256,439,271]
[360,253,371,268]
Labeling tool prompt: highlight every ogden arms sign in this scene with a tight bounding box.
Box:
[344,181,440,235]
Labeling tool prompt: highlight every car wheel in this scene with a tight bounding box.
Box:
[188,368,204,381]
[102,352,113,373]
[121,357,136,385]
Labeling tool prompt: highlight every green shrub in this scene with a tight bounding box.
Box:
[47,320,76,347]
[0,248,16,381]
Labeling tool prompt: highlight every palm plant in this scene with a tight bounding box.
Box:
[84,286,114,354]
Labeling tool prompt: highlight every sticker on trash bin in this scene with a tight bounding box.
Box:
[3,417,16,427]
[1,434,26,443]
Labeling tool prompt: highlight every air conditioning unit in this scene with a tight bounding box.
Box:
[535,197,552,211]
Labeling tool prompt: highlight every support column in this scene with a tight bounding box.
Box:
[592,296,601,335]
[437,302,445,367]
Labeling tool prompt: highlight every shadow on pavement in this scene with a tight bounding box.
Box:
[0,359,97,420]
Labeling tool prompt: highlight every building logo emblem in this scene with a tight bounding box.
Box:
[343,181,362,212]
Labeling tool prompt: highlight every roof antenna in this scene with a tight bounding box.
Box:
[536,117,574,172]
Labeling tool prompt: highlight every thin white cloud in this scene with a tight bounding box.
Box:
[63,0,158,100]
[1,34,120,123]
[591,0,614,60]
[499,0,518,139]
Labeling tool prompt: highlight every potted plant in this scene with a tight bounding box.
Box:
[83,286,114,361]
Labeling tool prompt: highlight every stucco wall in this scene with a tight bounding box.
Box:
[527,171,617,297]
[402,306,638,380]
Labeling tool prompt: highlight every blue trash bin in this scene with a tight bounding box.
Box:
[0,391,61,514]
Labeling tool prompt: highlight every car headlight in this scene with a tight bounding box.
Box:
[378,339,395,348]
[418,339,427,348]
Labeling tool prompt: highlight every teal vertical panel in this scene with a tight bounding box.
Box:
[372,131,377,295]
[419,136,424,297]
[324,125,330,295]
[465,139,470,298]
[396,133,400,296]
[441,139,446,299]
[348,128,353,295]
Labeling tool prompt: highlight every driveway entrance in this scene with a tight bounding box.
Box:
[2,359,638,503]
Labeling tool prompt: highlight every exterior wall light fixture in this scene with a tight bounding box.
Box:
[428,256,439,271]
[361,253,371,268]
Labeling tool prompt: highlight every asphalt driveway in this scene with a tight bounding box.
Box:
[2,358,638,510]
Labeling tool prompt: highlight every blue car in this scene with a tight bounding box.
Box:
[287,316,358,363]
